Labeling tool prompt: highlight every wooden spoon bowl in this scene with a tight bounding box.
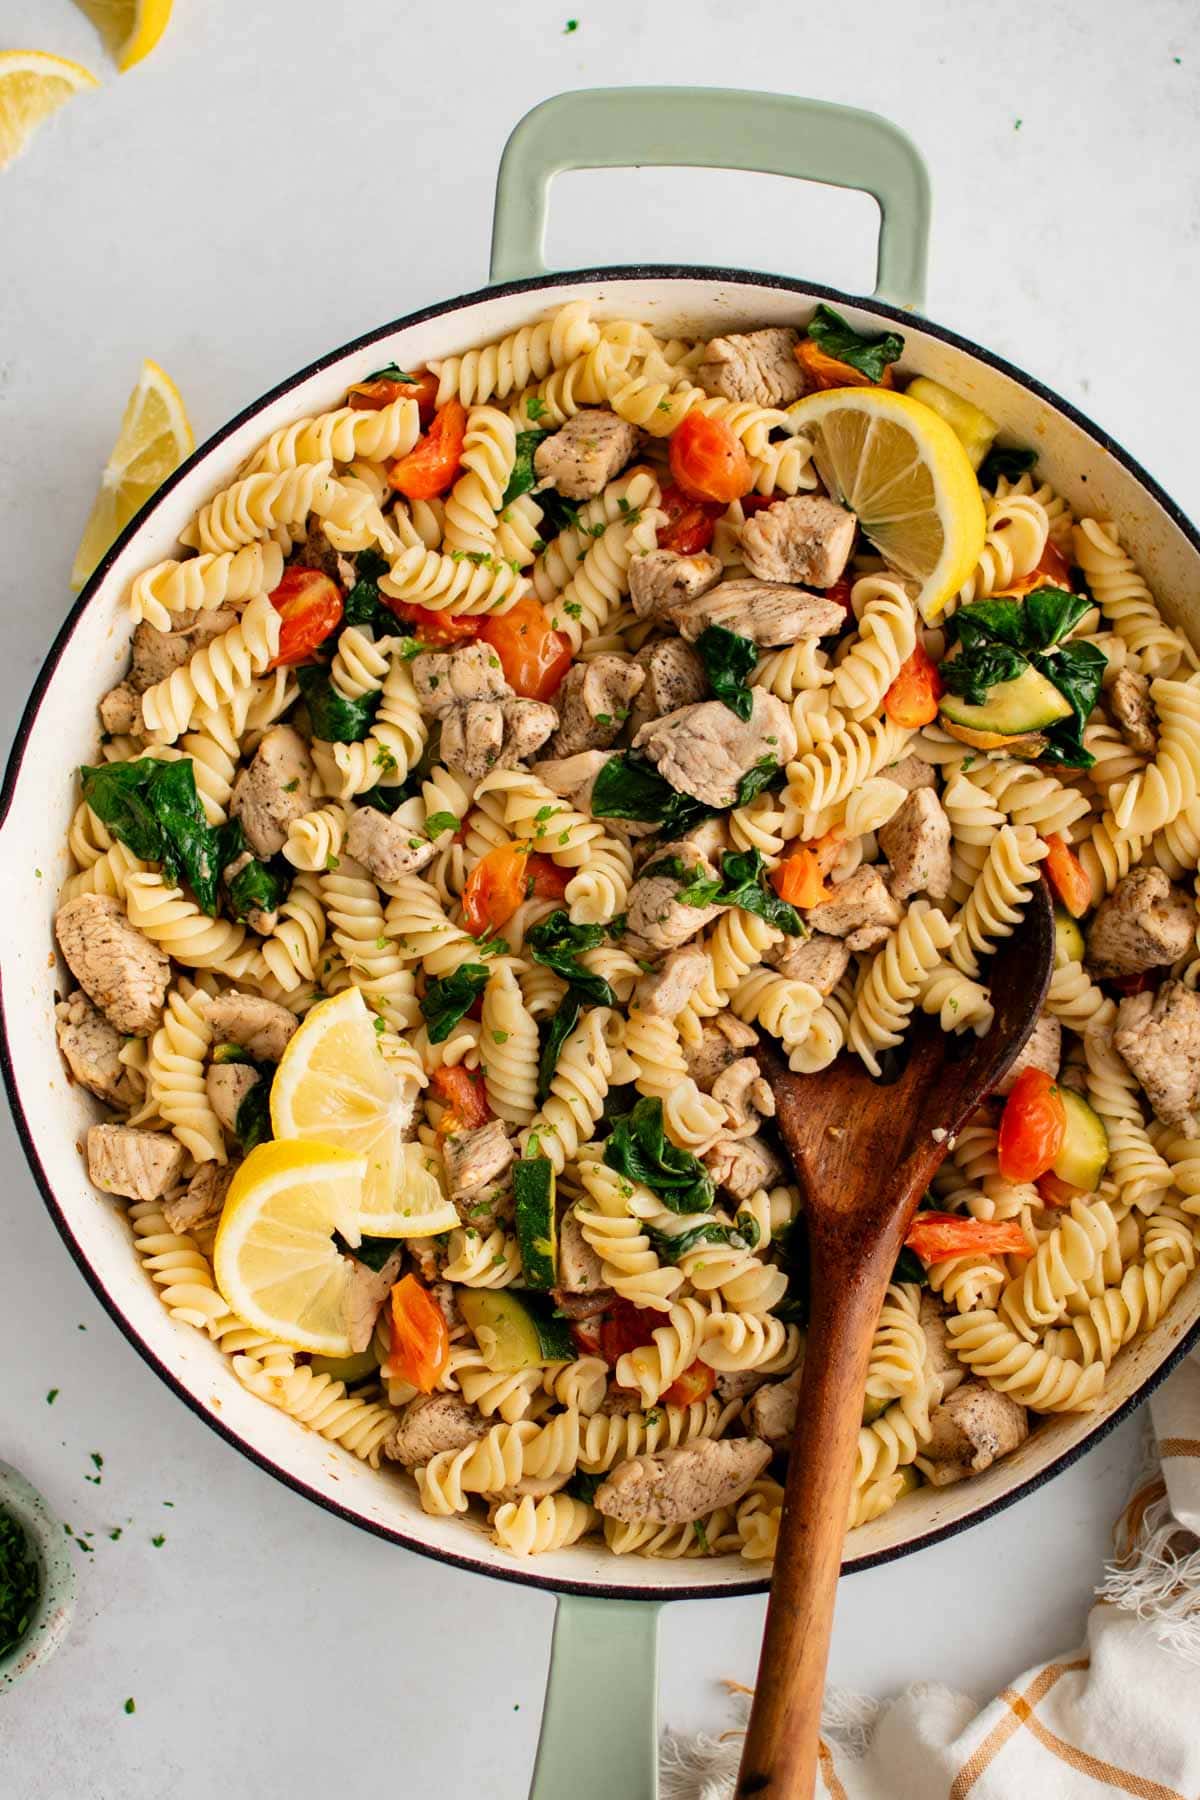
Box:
[735,876,1056,1799]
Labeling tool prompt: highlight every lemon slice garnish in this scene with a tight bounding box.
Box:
[270,989,456,1238]
[0,50,98,172]
[786,386,987,621]
[72,0,173,71]
[71,358,193,588]
[213,1140,368,1356]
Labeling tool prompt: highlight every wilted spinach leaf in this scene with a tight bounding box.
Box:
[603,1097,714,1215]
[420,963,489,1044]
[81,757,222,913]
[977,444,1038,490]
[296,664,380,743]
[501,430,551,507]
[696,624,758,721]
[537,989,582,1105]
[527,912,615,1007]
[806,303,904,383]
[343,547,395,633]
[235,1075,272,1153]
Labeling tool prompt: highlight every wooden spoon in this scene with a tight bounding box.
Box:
[735,877,1056,1800]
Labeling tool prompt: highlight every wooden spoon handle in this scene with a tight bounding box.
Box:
[735,1250,895,1799]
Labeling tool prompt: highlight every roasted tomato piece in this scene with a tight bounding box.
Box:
[431,1065,492,1134]
[796,339,897,391]
[379,598,477,645]
[1043,834,1092,919]
[656,481,720,555]
[668,412,754,505]
[478,598,573,700]
[267,568,343,668]
[884,643,943,729]
[600,1298,659,1371]
[904,1213,1033,1262]
[389,398,467,499]
[348,368,439,424]
[997,1068,1067,1183]
[387,1275,450,1392]
[661,1361,717,1407]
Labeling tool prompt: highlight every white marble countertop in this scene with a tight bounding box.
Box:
[2,1,1198,1793]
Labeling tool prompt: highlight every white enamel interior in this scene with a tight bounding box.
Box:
[3,273,1199,1596]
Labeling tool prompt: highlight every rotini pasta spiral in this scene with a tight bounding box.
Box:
[847,902,958,1075]
[123,870,255,975]
[521,1008,619,1172]
[831,578,916,720]
[147,980,224,1164]
[1072,519,1194,676]
[442,406,518,558]
[283,804,347,872]
[948,823,1047,977]
[243,396,421,474]
[380,543,529,617]
[491,1494,599,1557]
[479,963,538,1126]
[140,593,281,743]
[429,302,599,406]
[127,541,285,630]
[320,857,417,1030]
[1108,677,1200,838]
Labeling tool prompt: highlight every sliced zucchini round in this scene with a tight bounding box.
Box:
[514,1157,557,1290]
[1052,1088,1109,1192]
[940,662,1072,739]
[1053,905,1086,965]
[459,1290,573,1370]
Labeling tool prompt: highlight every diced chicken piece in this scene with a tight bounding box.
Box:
[594,1438,772,1524]
[670,578,845,648]
[711,1057,775,1138]
[1107,668,1157,754]
[551,1284,616,1321]
[531,750,615,816]
[429,1279,463,1332]
[99,680,142,737]
[628,549,723,623]
[740,495,857,589]
[684,1016,760,1091]
[558,1206,607,1296]
[456,1179,511,1233]
[633,945,709,1018]
[342,1247,404,1354]
[439,698,557,779]
[600,1386,646,1417]
[548,655,645,757]
[767,933,850,994]
[163,1161,236,1236]
[346,806,437,882]
[715,1369,769,1403]
[533,410,640,499]
[411,643,512,718]
[230,725,314,859]
[915,1380,1028,1487]
[704,1132,788,1201]
[881,753,938,794]
[634,690,796,811]
[628,639,709,738]
[207,991,298,1062]
[806,866,903,952]
[878,788,952,901]
[994,1013,1062,1098]
[55,893,169,1037]
[625,843,723,954]
[442,1119,514,1199]
[746,1367,806,1450]
[918,1293,965,1396]
[1085,869,1195,980]
[86,1122,186,1201]
[291,520,343,582]
[205,1062,259,1136]
[384,1393,488,1467]
[55,990,130,1104]
[129,611,238,690]
[1114,981,1200,1135]
[696,328,806,408]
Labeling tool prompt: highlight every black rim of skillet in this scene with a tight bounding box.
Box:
[4,264,1200,1603]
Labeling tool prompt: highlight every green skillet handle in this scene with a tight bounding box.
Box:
[529,1595,662,1800]
[490,87,930,311]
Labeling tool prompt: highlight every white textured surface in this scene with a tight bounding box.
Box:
[1,1,1197,1794]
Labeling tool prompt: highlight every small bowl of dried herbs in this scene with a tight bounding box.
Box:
[0,1462,76,1691]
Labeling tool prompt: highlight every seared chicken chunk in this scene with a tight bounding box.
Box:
[384,1393,488,1467]
[684,1016,759,1090]
[633,945,709,1018]
[697,328,806,408]
[704,1132,788,1200]
[1106,668,1157,753]
[207,991,298,1062]
[711,1057,775,1136]
[533,410,639,499]
[411,643,511,717]
[548,655,645,757]
[1085,868,1194,979]
[740,494,857,589]
[624,843,723,953]
[163,1161,236,1237]
[98,681,142,737]
[994,1013,1061,1099]
[627,639,709,738]
[346,805,437,882]
[557,1206,607,1296]
[746,1367,806,1450]
[670,577,845,648]
[442,1119,514,1200]
[918,1294,964,1394]
[915,1380,1028,1487]
[881,753,937,794]
[55,893,169,1037]
[230,725,314,859]
[633,690,796,810]
[439,698,557,779]
[55,990,131,1104]
[628,548,723,622]
[206,1062,259,1136]
[86,1122,185,1201]
[879,788,952,901]
[130,611,237,690]
[530,750,615,817]
[595,1438,772,1524]
[1114,981,1200,1135]
[766,932,850,994]
[806,866,903,952]
[343,1247,404,1354]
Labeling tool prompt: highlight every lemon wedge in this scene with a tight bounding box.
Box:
[0,50,98,172]
[72,0,173,71]
[213,1140,367,1356]
[786,387,987,620]
[71,358,193,589]
[270,988,457,1238]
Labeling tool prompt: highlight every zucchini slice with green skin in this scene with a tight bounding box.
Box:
[1052,1088,1109,1191]
[459,1290,573,1370]
[1053,905,1086,965]
[514,1157,557,1290]
[940,662,1072,737]
[309,1346,380,1384]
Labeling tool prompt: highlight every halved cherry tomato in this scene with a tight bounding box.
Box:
[478,597,573,701]
[599,1298,659,1370]
[661,1360,717,1407]
[1043,834,1092,919]
[379,598,477,645]
[669,412,754,505]
[570,1319,604,1358]
[656,482,720,555]
[904,1213,1034,1262]
[997,1068,1067,1182]
[348,369,439,424]
[1036,1171,1083,1210]
[267,568,344,668]
[885,643,943,729]
[825,575,854,612]
[431,1065,492,1134]
[461,842,567,937]
[796,339,897,392]
[389,398,467,499]
[387,1275,450,1392]
[1111,970,1159,997]
[999,540,1074,599]
[527,855,569,902]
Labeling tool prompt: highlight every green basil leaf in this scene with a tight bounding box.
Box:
[501,430,552,507]
[603,1096,715,1214]
[537,989,582,1106]
[696,624,758,721]
[977,444,1038,490]
[420,963,490,1044]
[806,303,904,383]
[297,664,381,743]
[1024,586,1092,650]
[527,912,615,1007]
